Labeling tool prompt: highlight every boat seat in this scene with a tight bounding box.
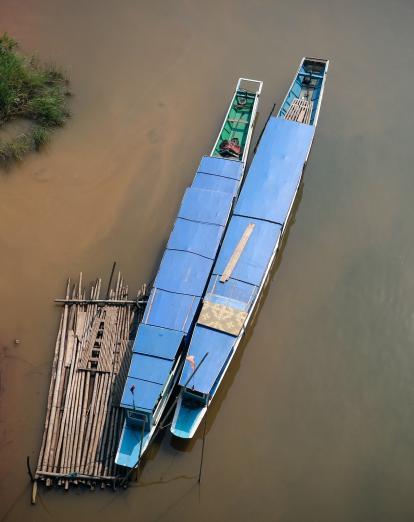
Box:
[227,118,249,125]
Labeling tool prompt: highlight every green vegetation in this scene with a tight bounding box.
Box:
[0,33,70,166]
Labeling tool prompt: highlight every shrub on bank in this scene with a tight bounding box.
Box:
[0,33,70,166]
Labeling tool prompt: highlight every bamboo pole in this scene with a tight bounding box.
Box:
[41,281,70,471]
[36,312,64,473]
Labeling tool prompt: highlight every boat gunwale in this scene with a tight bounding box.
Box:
[277,57,329,127]
[211,77,263,164]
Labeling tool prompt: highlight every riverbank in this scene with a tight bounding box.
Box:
[0,33,70,165]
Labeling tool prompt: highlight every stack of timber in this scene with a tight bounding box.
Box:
[34,273,147,494]
[285,98,313,124]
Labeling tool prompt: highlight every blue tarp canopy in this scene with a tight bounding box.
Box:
[178,187,233,226]
[167,218,224,260]
[192,172,238,196]
[235,118,315,225]
[179,325,236,394]
[120,154,244,418]
[197,156,243,180]
[129,353,174,384]
[120,377,162,411]
[133,324,184,360]
[143,288,200,333]
[206,276,257,305]
[154,250,213,296]
[212,216,282,286]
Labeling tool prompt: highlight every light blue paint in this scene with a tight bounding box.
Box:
[143,288,200,333]
[192,171,239,196]
[154,249,213,296]
[132,324,184,360]
[129,353,175,384]
[120,377,162,411]
[178,186,233,226]
[179,325,236,394]
[116,422,151,468]
[212,216,282,286]
[167,217,224,259]
[234,118,315,225]
[197,155,243,180]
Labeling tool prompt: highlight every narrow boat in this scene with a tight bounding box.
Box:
[171,57,329,439]
[115,78,262,468]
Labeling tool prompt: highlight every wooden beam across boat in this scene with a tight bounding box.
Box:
[220,223,255,282]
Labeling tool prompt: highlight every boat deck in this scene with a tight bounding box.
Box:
[179,118,316,396]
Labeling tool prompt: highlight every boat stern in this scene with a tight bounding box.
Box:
[115,417,151,468]
[171,391,207,439]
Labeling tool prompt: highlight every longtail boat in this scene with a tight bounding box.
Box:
[115,78,263,468]
[171,57,329,439]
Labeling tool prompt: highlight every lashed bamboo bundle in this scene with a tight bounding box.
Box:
[35,273,147,492]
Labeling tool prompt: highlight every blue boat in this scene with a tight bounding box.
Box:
[171,57,329,439]
[115,78,263,468]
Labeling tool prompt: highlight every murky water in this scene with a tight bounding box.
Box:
[1,0,414,520]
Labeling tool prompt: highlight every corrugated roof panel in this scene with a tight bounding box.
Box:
[197,156,243,180]
[212,216,282,286]
[120,377,162,411]
[179,325,236,394]
[192,171,239,195]
[132,324,183,360]
[235,118,315,225]
[167,218,224,260]
[154,249,213,296]
[178,187,233,226]
[204,293,249,312]
[129,353,174,384]
[206,276,258,305]
[144,288,200,333]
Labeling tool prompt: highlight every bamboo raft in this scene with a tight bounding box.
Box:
[33,273,147,498]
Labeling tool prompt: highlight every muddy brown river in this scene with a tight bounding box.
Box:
[1,1,414,521]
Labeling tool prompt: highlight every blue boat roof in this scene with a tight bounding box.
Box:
[132,324,183,360]
[129,353,175,384]
[197,156,243,180]
[192,172,238,196]
[154,249,213,296]
[212,216,282,286]
[120,377,162,411]
[181,119,315,396]
[235,118,315,225]
[178,187,233,226]
[143,288,200,334]
[206,276,257,305]
[179,325,236,394]
[167,218,224,260]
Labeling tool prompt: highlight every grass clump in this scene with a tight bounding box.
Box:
[0,33,70,166]
[0,134,30,162]
[32,127,50,150]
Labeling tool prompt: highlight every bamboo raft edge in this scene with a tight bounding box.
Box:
[33,273,148,500]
